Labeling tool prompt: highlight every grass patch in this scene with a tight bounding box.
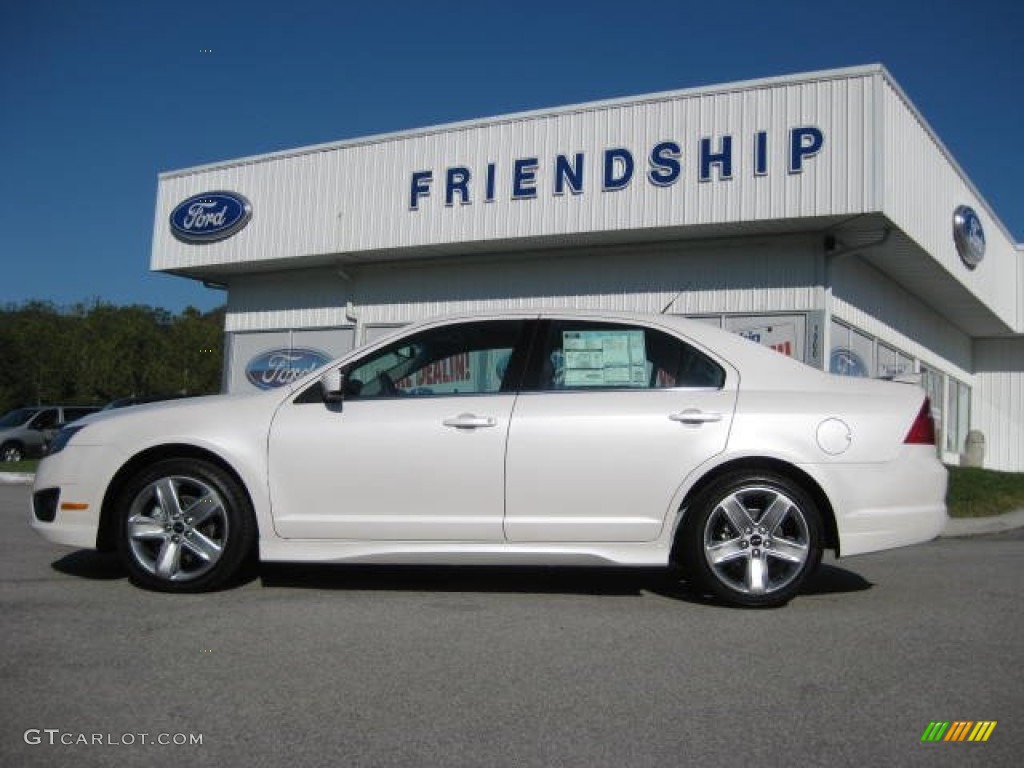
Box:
[946,466,1024,518]
[0,459,39,473]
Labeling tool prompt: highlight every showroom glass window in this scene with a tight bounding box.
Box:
[876,342,914,379]
[945,377,971,455]
[527,321,725,391]
[344,320,527,398]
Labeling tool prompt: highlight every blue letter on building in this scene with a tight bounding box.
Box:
[699,136,733,182]
[410,171,432,210]
[789,127,824,174]
[648,142,681,186]
[555,153,584,195]
[485,163,497,203]
[603,148,634,191]
[753,131,768,176]
[513,158,539,199]
[446,167,472,206]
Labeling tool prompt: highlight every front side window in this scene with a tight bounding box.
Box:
[29,409,59,430]
[344,320,527,399]
[529,321,725,391]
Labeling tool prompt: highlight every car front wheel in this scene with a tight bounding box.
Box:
[116,459,256,592]
[678,472,823,608]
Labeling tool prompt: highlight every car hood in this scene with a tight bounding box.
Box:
[68,390,281,450]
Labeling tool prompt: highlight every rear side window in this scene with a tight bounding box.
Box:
[528,320,725,391]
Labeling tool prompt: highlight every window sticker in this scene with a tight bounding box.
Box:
[561,330,647,388]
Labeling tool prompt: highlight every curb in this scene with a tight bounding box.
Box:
[3,471,1023,537]
[940,509,1024,538]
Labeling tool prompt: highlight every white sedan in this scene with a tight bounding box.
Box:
[30,311,947,607]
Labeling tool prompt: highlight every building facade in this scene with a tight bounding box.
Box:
[151,65,1024,471]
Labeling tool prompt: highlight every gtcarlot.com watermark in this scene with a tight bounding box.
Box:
[24,729,203,747]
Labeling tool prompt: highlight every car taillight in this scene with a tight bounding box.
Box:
[904,398,937,445]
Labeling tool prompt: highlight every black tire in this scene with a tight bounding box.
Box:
[677,471,823,608]
[115,458,256,592]
[1,442,25,463]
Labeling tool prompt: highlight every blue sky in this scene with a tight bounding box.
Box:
[1,0,1021,313]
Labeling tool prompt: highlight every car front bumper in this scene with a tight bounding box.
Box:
[30,446,117,550]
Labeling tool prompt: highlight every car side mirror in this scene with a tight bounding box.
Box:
[320,368,346,405]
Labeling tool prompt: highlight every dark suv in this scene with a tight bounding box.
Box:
[0,406,100,462]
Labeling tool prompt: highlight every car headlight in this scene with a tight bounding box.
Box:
[47,425,86,456]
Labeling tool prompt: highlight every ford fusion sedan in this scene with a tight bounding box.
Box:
[30,311,947,607]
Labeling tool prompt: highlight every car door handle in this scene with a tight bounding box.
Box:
[669,409,723,425]
[443,414,498,429]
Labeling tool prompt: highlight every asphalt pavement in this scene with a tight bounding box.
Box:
[2,483,1022,768]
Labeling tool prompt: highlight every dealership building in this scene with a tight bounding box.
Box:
[151,65,1023,472]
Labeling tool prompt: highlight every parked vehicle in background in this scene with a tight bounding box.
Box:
[31,311,947,607]
[0,405,100,462]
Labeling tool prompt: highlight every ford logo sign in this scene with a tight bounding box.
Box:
[830,348,868,378]
[245,348,332,390]
[952,205,985,269]
[170,191,252,243]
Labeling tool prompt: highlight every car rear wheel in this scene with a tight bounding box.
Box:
[116,459,256,592]
[1,442,25,463]
[679,472,823,608]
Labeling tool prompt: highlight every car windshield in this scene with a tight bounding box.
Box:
[0,408,39,428]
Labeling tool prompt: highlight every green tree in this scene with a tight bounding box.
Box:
[0,301,225,415]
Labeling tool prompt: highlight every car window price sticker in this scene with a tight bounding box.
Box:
[562,330,648,387]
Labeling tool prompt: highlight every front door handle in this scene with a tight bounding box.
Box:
[443,413,497,429]
[669,409,723,425]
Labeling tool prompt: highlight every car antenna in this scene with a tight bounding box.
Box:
[660,289,684,314]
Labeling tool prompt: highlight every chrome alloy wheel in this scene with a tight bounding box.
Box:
[702,486,811,596]
[126,475,229,583]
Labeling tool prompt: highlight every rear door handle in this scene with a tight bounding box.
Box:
[443,413,497,429]
[669,409,723,425]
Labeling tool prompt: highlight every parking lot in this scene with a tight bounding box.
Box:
[2,482,1021,767]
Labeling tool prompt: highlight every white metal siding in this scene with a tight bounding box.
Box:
[831,256,973,379]
[973,338,1024,472]
[881,81,1018,332]
[224,238,820,332]
[153,72,876,272]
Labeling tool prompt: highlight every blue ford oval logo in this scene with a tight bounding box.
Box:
[952,205,985,269]
[245,348,331,390]
[170,191,252,243]
[830,348,868,378]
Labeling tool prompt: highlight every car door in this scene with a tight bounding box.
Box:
[267,319,531,540]
[504,318,738,542]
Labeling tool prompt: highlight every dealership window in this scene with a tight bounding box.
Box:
[920,365,944,443]
[829,320,873,377]
[725,315,807,360]
[876,342,914,379]
[945,377,971,456]
[362,324,407,346]
[227,328,355,393]
[683,313,814,364]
